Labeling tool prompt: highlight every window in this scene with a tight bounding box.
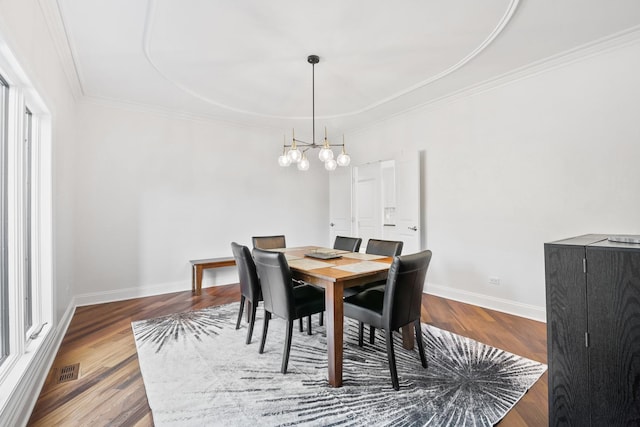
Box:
[0,74,7,366]
[0,34,53,408]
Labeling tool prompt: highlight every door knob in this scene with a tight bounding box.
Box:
[330,223,335,227]
[408,226,417,231]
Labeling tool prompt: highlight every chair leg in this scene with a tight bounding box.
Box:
[414,319,427,368]
[319,311,324,326]
[282,320,294,374]
[236,295,246,330]
[246,300,252,322]
[299,318,303,332]
[307,315,312,335]
[358,322,364,347]
[385,329,400,391]
[259,311,271,354]
[246,301,258,345]
[369,326,376,344]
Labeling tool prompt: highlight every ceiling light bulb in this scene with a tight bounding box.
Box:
[318,147,334,162]
[337,152,350,166]
[297,155,310,171]
[325,158,337,171]
[287,148,302,163]
[278,154,291,167]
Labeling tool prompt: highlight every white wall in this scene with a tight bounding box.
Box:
[73,102,330,304]
[346,39,640,321]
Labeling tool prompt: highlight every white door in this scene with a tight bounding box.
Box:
[394,152,421,253]
[329,166,352,245]
[354,162,381,251]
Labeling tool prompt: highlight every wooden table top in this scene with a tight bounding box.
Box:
[270,246,393,284]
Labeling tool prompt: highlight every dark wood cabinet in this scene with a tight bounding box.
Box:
[545,234,640,426]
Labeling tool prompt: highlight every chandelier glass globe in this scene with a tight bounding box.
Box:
[325,158,338,171]
[318,147,334,162]
[336,141,350,166]
[287,147,302,163]
[297,154,310,171]
[336,152,350,166]
[278,153,292,167]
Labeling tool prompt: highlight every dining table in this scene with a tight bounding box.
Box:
[269,246,415,387]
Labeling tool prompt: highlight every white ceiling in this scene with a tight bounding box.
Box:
[56,0,640,135]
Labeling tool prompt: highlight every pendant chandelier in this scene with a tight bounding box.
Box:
[278,55,350,171]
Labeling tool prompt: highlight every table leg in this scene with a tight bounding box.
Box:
[191,265,196,292]
[401,323,415,350]
[325,283,344,387]
[195,266,203,295]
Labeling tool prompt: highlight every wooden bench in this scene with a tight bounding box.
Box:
[189,257,236,294]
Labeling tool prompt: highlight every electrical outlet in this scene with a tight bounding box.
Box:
[488,276,501,286]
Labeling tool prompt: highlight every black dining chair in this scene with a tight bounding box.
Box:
[231,242,263,344]
[251,234,312,333]
[344,238,404,343]
[343,238,403,299]
[252,235,286,250]
[365,238,403,258]
[344,250,432,390]
[333,236,362,253]
[253,248,326,374]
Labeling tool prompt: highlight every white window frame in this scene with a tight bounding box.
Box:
[0,72,8,367]
[0,37,53,410]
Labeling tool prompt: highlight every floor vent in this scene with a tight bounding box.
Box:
[54,363,80,384]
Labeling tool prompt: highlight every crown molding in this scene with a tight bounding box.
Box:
[38,0,84,100]
[451,24,640,104]
[347,24,640,136]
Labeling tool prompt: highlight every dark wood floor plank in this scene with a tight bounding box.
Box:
[27,286,547,426]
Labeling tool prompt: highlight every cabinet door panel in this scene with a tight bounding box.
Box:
[545,244,590,426]
[587,248,640,426]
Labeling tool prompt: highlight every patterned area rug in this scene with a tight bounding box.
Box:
[132,303,546,426]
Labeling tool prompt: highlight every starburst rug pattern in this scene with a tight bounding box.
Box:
[132,303,546,426]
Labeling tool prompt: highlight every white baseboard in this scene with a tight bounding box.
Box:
[1,298,76,427]
[73,279,236,307]
[425,283,546,323]
[74,280,190,306]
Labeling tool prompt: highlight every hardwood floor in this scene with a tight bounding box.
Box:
[28,285,548,426]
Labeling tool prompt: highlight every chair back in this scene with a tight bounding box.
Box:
[366,238,403,257]
[252,235,286,250]
[231,242,261,301]
[333,236,362,252]
[383,250,432,330]
[252,248,294,320]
